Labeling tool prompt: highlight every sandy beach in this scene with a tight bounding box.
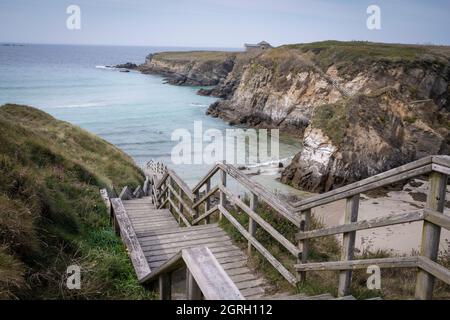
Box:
[313,178,450,255]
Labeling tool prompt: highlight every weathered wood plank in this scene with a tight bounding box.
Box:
[192,185,219,209]
[218,163,300,227]
[248,192,258,256]
[168,185,195,218]
[417,256,450,286]
[119,186,133,200]
[297,209,311,282]
[192,164,221,193]
[296,210,426,240]
[415,172,448,300]
[218,205,298,285]
[425,209,450,231]
[293,163,433,212]
[295,257,419,272]
[110,198,151,281]
[221,186,300,258]
[167,197,191,227]
[133,185,145,198]
[168,169,195,201]
[338,194,360,297]
[192,206,219,225]
[182,246,245,300]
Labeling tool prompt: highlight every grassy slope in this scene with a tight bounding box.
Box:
[0,104,153,299]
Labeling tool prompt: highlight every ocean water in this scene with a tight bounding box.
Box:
[0,44,302,193]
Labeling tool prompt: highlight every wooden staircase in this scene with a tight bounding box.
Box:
[106,155,450,300]
[120,196,268,299]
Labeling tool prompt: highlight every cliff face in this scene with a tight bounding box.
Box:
[138,51,236,86]
[207,42,450,192]
[136,42,450,192]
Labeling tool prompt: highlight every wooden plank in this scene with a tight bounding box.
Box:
[138,228,226,244]
[218,162,301,227]
[136,224,220,237]
[415,172,448,300]
[168,169,195,201]
[293,163,433,212]
[148,248,244,264]
[219,168,227,222]
[192,164,221,193]
[144,241,235,257]
[338,194,360,297]
[432,155,450,167]
[159,273,172,300]
[167,197,191,227]
[297,209,311,282]
[295,257,419,272]
[239,287,265,298]
[119,186,133,200]
[192,206,219,225]
[248,192,258,255]
[221,186,300,258]
[417,256,450,286]
[186,269,202,300]
[168,185,196,218]
[432,164,450,176]
[235,278,266,290]
[182,246,245,300]
[141,235,231,251]
[424,209,450,231]
[110,198,151,281]
[204,179,212,224]
[143,178,150,196]
[296,210,426,240]
[192,185,219,209]
[133,185,145,198]
[218,205,298,285]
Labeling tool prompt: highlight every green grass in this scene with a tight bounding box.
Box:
[311,102,349,146]
[152,51,236,62]
[0,104,152,299]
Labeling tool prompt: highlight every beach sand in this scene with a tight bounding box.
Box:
[312,178,450,255]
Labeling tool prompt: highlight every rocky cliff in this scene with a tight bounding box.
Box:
[135,42,450,192]
[137,51,236,86]
[207,41,450,192]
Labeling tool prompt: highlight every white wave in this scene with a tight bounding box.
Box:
[246,156,294,169]
[52,102,107,109]
[95,65,114,70]
[190,102,207,107]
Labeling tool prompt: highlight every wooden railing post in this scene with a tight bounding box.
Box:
[338,194,360,297]
[167,176,172,212]
[297,209,311,282]
[178,188,183,225]
[248,192,258,255]
[194,189,200,220]
[205,178,211,224]
[415,172,448,300]
[159,273,172,300]
[186,269,202,300]
[219,169,227,221]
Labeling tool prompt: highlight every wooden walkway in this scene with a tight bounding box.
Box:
[121,196,268,299]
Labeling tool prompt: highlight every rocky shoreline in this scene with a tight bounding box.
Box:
[120,41,450,192]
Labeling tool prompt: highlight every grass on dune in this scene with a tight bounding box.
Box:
[0,104,154,299]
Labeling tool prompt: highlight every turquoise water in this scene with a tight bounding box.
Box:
[0,44,301,190]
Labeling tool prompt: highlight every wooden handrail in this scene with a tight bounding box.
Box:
[218,162,301,227]
[141,246,244,300]
[292,156,450,212]
[142,156,450,299]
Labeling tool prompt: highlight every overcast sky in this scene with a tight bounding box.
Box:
[1,0,449,47]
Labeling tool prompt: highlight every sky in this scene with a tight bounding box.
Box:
[0,0,449,47]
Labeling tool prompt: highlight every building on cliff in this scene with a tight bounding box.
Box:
[244,41,273,52]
